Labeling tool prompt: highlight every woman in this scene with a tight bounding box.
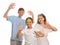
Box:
[34,14,57,45]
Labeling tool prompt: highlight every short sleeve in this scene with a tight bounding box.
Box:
[7,16,16,23]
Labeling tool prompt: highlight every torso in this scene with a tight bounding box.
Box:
[23,28,37,45]
[12,17,26,41]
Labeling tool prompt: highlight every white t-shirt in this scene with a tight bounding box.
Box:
[22,28,37,45]
[34,24,53,45]
[34,24,52,39]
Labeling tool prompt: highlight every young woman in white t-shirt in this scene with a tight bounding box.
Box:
[34,14,57,45]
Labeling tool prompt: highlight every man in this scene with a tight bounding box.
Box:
[3,3,34,45]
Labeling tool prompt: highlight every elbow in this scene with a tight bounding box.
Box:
[3,15,5,18]
[3,15,7,18]
[54,27,57,31]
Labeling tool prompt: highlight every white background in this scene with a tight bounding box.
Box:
[0,0,60,45]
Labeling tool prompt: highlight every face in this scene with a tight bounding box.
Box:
[38,16,45,24]
[26,19,33,28]
[18,10,25,17]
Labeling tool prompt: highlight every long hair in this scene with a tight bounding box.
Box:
[37,13,46,24]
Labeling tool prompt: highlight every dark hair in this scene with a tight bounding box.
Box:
[26,17,33,23]
[37,13,46,24]
[18,8,25,12]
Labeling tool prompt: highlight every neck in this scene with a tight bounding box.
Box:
[18,16,21,18]
[27,26,32,29]
[40,22,45,25]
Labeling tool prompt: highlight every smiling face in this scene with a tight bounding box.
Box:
[18,10,25,17]
[18,8,25,17]
[26,17,33,28]
[37,14,46,24]
[38,15,45,24]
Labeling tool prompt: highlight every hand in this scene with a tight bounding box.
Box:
[28,11,34,16]
[34,31,44,38]
[38,31,44,37]
[16,31,22,38]
[8,3,16,10]
[45,21,49,25]
[34,31,40,38]
[18,24,23,31]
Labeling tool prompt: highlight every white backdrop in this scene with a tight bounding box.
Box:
[0,0,60,45]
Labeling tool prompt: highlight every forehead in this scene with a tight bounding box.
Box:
[26,19,32,22]
[18,10,25,12]
[38,15,43,18]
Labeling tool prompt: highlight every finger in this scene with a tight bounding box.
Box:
[28,11,32,13]
[10,3,16,6]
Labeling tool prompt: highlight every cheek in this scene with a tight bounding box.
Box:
[18,12,24,15]
[42,18,44,21]
[26,23,30,25]
[20,13,24,15]
[21,12,24,14]
[38,19,44,22]
[26,22,32,25]
[38,19,41,22]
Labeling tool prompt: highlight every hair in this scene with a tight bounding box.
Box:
[18,8,25,12]
[26,17,33,23]
[37,13,46,24]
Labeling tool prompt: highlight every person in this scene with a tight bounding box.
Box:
[17,17,44,45]
[3,3,34,45]
[34,13,57,45]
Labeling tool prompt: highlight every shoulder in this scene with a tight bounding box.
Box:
[9,16,17,17]
[34,24,41,28]
[8,16,17,19]
[35,24,40,26]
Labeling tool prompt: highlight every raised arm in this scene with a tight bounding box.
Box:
[3,3,15,18]
[49,25,57,31]
[46,22,57,31]
[28,11,34,23]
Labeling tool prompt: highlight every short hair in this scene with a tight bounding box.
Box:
[18,8,25,12]
[26,17,33,23]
